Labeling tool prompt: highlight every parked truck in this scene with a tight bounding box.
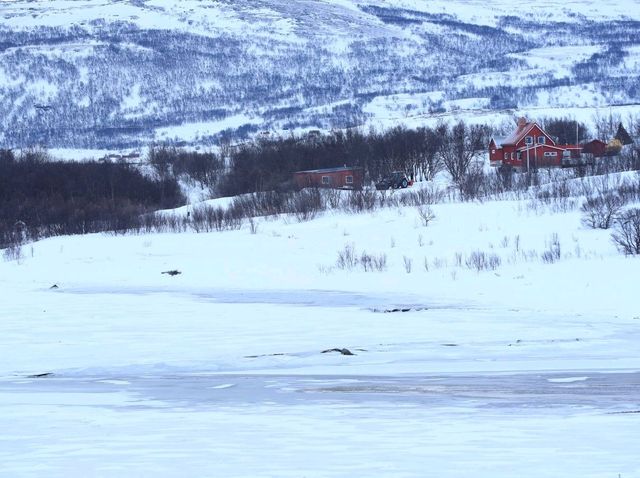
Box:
[375,171,411,190]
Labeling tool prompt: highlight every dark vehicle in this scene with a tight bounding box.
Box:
[375,171,410,190]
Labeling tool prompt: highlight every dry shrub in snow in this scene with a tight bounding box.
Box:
[190,205,243,232]
[324,188,342,209]
[336,244,358,270]
[346,189,377,213]
[580,193,625,229]
[293,189,323,222]
[541,233,562,264]
[416,205,436,227]
[400,185,446,207]
[465,251,501,272]
[336,244,386,271]
[248,218,259,234]
[361,252,387,272]
[611,208,640,255]
[457,166,486,201]
[2,244,24,262]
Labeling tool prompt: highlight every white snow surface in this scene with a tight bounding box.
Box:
[1,176,640,476]
[155,114,262,142]
[3,0,640,30]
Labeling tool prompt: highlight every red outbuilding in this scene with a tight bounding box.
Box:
[293,166,364,190]
[581,139,607,158]
[489,117,582,169]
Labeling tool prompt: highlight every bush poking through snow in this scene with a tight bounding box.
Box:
[336,244,358,270]
[336,244,386,272]
[346,189,378,213]
[190,205,243,232]
[465,251,501,272]
[416,205,436,227]
[293,189,323,222]
[541,233,562,264]
[2,244,24,263]
[457,166,487,201]
[360,252,387,272]
[400,186,446,207]
[581,193,625,229]
[611,208,640,255]
[403,256,413,273]
[248,218,259,234]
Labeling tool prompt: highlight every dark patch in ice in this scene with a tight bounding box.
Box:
[161,270,182,276]
[370,306,428,313]
[321,348,355,356]
[244,353,287,359]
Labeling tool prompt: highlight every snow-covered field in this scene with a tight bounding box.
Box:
[2,0,639,469]
[2,178,639,476]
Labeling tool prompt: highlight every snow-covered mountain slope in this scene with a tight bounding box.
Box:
[1,0,639,149]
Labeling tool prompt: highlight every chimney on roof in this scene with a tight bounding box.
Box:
[517,117,528,129]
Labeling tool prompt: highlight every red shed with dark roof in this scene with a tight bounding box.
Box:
[293,166,364,190]
[582,139,607,158]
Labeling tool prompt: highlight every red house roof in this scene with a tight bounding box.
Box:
[501,117,555,146]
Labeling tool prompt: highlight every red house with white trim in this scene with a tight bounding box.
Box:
[489,118,581,169]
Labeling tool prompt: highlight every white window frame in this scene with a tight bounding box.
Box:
[504,152,508,160]
[345,175,354,184]
[525,136,533,145]
[538,136,546,144]
[544,152,557,157]
[321,176,330,185]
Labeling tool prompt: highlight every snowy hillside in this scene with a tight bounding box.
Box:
[1,0,639,149]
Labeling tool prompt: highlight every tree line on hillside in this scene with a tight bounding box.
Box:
[3,117,639,251]
[213,122,491,196]
[143,116,640,199]
[0,149,184,248]
[169,116,640,197]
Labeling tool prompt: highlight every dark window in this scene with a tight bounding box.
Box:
[525,136,533,145]
[345,175,353,184]
[538,136,546,144]
[322,176,330,185]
